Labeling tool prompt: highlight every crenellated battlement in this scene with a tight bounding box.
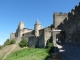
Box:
[76,2,80,7]
[54,2,80,17]
[44,27,51,32]
[68,2,80,16]
[54,12,68,16]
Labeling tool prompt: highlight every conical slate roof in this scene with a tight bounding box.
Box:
[35,19,41,24]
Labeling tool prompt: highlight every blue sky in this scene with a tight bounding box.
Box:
[0,0,80,45]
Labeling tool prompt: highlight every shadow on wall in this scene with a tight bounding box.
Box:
[56,31,65,43]
[57,4,80,44]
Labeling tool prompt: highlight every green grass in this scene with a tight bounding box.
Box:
[4,48,49,60]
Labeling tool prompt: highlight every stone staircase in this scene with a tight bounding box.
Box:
[47,52,61,60]
[47,44,62,60]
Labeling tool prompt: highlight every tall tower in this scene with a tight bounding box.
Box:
[34,19,42,37]
[15,22,25,37]
[18,22,25,30]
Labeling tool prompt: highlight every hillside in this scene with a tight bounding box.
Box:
[0,44,49,60]
[0,44,21,60]
[4,48,49,60]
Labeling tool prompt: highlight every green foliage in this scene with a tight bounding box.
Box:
[48,43,53,49]
[3,39,16,46]
[46,42,53,52]
[9,40,16,44]
[46,36,53,53]
[19,38,28,48]
[3,39,10,46]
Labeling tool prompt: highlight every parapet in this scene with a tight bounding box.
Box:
[54,12,58,15]
[44,27,51,32]
[64,13,68,15]
[69,2,80,16]
[19,21,24,24]
[76,2,80,7]
[59,12,63,15]
[73,2,80,11]
[54,12,68,16]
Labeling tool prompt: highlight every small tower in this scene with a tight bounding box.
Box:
[10,31,15,39]
[34,19,42,37]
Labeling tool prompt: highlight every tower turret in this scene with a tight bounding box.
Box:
[34,19,42,37]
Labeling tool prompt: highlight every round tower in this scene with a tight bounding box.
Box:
[34,19,42,37]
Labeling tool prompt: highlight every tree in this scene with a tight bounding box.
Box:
[19,38,28,48]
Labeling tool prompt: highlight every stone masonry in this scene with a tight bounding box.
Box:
[10,2,80,48]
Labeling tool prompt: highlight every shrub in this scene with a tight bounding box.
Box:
[46,42,53,51]
[3,39,10,46]
[9,39,16,44]
[46,36,53,53]
[19,38,28,48]
[3,39,16,46]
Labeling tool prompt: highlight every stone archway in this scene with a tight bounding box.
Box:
[52,30,65,47]
[56,31,65,43]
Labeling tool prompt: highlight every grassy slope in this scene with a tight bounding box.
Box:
[4,48,49,60]
[0,44,21,60]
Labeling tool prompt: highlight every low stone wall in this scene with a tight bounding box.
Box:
[55,3,80,45]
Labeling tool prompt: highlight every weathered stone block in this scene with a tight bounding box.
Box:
[50,52,61,60]
[47,58,52,60]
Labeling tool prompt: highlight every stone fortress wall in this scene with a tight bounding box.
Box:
[10,19,52,48]
[53,12,68,29]
[28,27,52,48]
[44,28,52,47]
[10,2,80,48]
[56,3,80,45]
[10,22,33,43]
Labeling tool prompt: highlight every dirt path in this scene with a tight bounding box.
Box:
[2,44,16,60]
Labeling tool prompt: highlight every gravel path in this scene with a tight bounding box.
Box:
[57,44,80,60]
